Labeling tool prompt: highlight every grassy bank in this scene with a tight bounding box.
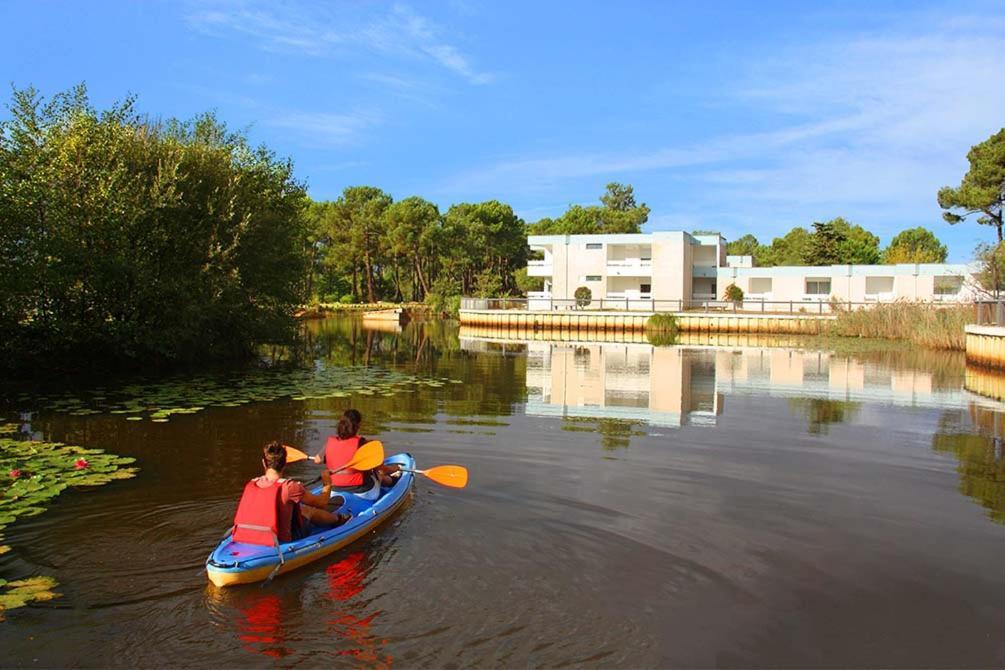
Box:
[830,302,973,350]
[296,302,432,318]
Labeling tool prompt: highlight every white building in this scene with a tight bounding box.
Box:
[527,232,977,309]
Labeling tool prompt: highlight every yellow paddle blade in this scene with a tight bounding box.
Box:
[284,446,310,463]
[422,465,468,489]
[336,440,385,473]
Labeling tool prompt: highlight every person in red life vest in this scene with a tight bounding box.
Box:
[234,442,350,546]
[313,409,399,491]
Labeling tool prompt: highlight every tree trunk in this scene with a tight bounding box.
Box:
[415,256,430,298]
[363,251,377,303]
[351,265,359,303]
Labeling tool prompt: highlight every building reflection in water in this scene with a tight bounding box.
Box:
[460,334,987,430]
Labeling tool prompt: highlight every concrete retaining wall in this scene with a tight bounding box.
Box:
[965,325,1005,369]
[458,309,834,335]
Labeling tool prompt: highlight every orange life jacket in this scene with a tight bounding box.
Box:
[232,478,283,546]
[325,435,364,487]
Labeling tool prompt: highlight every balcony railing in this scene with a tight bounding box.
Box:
[461,296,978,315]
[527,260,553,276]
[606,259,652,277]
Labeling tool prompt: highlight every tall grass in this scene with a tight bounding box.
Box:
[829,302,974,350]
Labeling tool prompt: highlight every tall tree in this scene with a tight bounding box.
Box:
[758,227,811,266]
[802,221,844,265]
[830,217,880,264]
[384,196,440,299]
[938,128,1005,241]
[726,234,760,258]
[882,227,948,263]
[528,183,649,234]
[332,186,391,303]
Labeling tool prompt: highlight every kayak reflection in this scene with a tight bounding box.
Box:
[326,552,391,668]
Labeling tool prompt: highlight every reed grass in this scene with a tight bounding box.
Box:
[829,302,974,351]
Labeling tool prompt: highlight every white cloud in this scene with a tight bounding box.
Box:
[268,110,381,146]
[442,11,1005,251]
[185,1,492,84]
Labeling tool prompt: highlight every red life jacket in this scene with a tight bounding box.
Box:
[232,478,283,546]
[325,435,364,487]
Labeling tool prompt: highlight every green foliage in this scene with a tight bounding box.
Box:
[574,286,592,307]
[938,128,1005,240]
[528,183,649,235]
[882,227,948,263]
[0,85,308,372]
[513,267,544,294]
[726,234,760,258]
[645,313,679,345]
[758,227,811,266]
[723,284,744,302]
[974,241,1005,295]
[753,218,880,267]
[800,218,880,265]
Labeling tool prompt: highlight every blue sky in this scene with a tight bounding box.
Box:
[2,1,1004,260]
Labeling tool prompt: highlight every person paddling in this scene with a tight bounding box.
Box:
[314,409,398,492]
[233,442,349,546]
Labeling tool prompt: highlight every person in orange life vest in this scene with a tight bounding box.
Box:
[238,442,349,544]
[312,409,399,488]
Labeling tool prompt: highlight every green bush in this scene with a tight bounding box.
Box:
[0,85,307,372]
[723,284,744,302]
[339,294,354,305]
[574,286,592,308]
[645,313,679,346]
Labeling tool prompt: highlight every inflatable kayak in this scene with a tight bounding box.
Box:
[206,452,414,587]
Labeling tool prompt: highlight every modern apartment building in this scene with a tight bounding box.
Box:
[527,232,978,307]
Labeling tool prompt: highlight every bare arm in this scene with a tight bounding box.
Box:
[301,469,333,507]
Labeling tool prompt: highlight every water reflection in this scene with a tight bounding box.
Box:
[459,337,976,431]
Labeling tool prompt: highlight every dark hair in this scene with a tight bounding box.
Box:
[263,441,287,471]
[336,409,362,440]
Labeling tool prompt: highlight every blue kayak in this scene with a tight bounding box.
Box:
[206,453,414,586]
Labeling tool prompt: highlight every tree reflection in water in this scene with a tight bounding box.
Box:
[933,405,1005,523]
[787,398,861,435]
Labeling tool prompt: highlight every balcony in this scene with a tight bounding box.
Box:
[606,259,652,277]
[692,265,717,278]
[527,259,553,277]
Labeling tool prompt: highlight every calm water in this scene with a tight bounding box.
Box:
[3,317,1005,667]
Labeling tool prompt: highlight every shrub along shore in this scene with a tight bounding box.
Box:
[643,302,973,351]
[829,302,973,351]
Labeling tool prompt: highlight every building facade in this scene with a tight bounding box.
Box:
[527,232,977,308]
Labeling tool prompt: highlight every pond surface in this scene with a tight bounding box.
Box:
[3,317,1005,667]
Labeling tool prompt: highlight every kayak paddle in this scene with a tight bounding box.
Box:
[284,445,311,463]
[283,441,383,471]
[331,440,385,473]
[399,465,468,488]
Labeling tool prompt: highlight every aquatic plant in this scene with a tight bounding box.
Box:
[829,302,973,350]
[0,577,59,622]
[13,367,460,423]
[0,423,137,620]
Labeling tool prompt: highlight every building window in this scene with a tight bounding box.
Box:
[749,278,772,295]
[584,275,601,282]
[640,283,651,293]
[865,276,894,296]
[934,275,963,295]
[585,243,602,250]
[805,278,831,295]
